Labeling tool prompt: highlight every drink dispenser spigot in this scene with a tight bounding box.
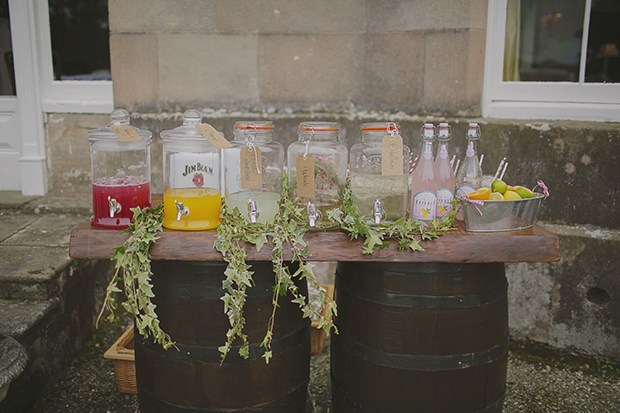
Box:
[160,109,223,230]
[88,108,152,228]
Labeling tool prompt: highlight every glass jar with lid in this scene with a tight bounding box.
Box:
[160,109,223,230]
[349,122,411,225]
[223,121,284,224]
[287,121,347,229]
[88,108,152,228]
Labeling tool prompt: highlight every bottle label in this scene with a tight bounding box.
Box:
[170,153,219,189]
[456,184,476,198]
[412,190,437,221]
[466,142,475,158]
[111,125,141,142]
[423,141,433,160]
[436,188,454,217]
[195,123,232,149]
[438,144,448,160]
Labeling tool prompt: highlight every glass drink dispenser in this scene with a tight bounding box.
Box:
[349,122,411,225]
[287,121,347,229]
[88,108,152,228]
[160,109,222,230]
[224,121,284,224]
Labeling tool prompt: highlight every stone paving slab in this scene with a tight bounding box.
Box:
[0,298,59,341]
[2,215,89,247]
[0,215,38,243]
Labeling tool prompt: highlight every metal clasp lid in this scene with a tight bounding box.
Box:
[307,202,322,228]
[247,199,259,224]
[373,199,385,225]
[108,196,122,218]
[175,200,190,221]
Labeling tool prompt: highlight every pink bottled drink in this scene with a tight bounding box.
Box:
[410,123,437,221]
[435,122,455,219]
[91,176,151,228]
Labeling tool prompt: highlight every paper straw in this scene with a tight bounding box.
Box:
[410,155,419,173]
[453,159,461,175]
[494,157,507,180]
[450,155,456,168]
[499,161,508,180]
[479,154,484,167]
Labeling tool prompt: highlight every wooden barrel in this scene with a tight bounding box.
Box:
[331,262,508,413]
[135,260,310,413]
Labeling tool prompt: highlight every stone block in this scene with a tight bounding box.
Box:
[360,33,425,112]
[366,0,481,32]
[109,0,216,33]
[158,33,259,107]
[258,34,364,109]
[423,29,485,115]
[215,0,365,33]
[110,33,159,111]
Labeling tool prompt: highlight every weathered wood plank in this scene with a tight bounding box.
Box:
[70,220,561,263]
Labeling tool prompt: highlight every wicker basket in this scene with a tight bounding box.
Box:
[103,327,136,395]
[310,284,335,356]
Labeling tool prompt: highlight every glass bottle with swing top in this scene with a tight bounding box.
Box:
[224,121,284,224]
[286,121,348,229]
[88,108,152,229]
[410,123,437,221]
[455,122,483,198]
[435,122,455,218]
[160,109,223,230]
[349,122,411,225]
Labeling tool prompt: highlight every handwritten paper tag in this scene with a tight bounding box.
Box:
[240,147,262,189]
[195,123,232,149]
[381,134,403,176]
[111,125,142,142]
[296,155,315,198]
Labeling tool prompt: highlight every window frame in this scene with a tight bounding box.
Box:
[35,0,113,114]
[482,0,620,122]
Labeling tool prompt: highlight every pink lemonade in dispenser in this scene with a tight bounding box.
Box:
[91,176,151,228]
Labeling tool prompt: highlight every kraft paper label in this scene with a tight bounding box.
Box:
[111,125,142,142]
[240,147,262,189]
[195,123,232,149]
[296,155,315,198]
[381,134,403,176]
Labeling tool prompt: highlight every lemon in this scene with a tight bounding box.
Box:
[507,185,516,191]
[515,186,536,199]
[467,187,491,200]
[491,180,508,194]
[504,190,521,200]
[489,192,504,200]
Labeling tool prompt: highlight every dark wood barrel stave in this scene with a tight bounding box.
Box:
[135,260,310,413]
[331,262,508,413]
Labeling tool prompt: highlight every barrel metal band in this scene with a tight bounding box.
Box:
[334,333,509,371]
[331,380,505,413]
[138,325,309,363]
[336,274,508,309]
[137,380,309,413]
[153,278,274,300]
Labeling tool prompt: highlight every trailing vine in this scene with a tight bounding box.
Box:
[97,204,175,350]
[98,179,456,364]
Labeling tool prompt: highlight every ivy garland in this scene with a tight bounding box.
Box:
[98,178,456,363]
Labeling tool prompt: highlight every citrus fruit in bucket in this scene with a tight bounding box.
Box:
[515,186,536,199]
[489,192,504,200]
[467,187,491,200]
[504,190,521,200]
[491,180,508,194]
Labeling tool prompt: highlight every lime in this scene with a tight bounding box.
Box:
[467,187,491,200]
[515,187,536,199]
[489,192,504,200]
[504,190,521,200]
[491,180,508,194]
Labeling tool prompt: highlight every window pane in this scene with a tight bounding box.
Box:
[49,0,110,81]
[584,0,620,82]
[0,0,15,95]
[504,0,586,82]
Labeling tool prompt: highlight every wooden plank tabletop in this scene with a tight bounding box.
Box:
[69,219,561,264]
